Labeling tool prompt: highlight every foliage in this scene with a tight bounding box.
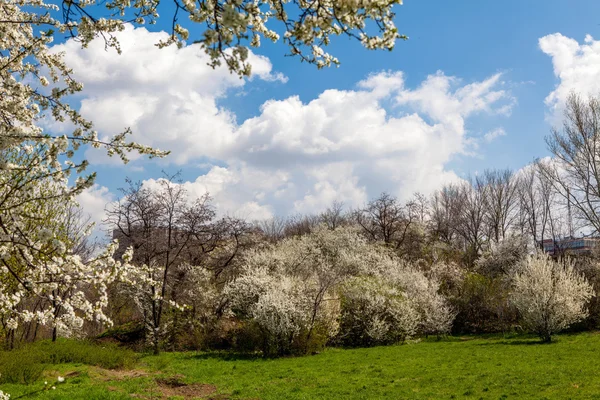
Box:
[451,273,517,334]
[512,253,594,342]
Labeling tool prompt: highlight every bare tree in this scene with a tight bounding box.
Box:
[429,184,463,246]
[283,214,320,237]
[517,161,570,250]
[454,179,488,264]
[256,216,287,242]
[320,200,347,230]
[354,192,415,249]
[105,176,216,354]
[542,93,600,235]
[202,216,255,283]
[481,169,518,244]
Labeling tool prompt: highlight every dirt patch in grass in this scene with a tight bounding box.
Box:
[90,366,152,381]
[155,375,223,399]
[157,383,219,399]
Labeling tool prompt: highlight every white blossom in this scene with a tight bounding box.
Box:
[512,253,594,341]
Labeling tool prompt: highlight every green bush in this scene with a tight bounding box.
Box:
[34,339,138,369]
[451,273,518,334]
[0,339,138,384]
[0,348,45,384]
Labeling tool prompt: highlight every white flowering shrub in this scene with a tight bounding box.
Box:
[338,276,418,346]
[512,253,594,342]
[226,225,455,354]
[338,257,454,345]
[226,266,312,355]
[225,225,371,355]
[476,235,529,278]
[389,265,455,337]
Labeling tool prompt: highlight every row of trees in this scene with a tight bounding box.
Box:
[2,167,594,353]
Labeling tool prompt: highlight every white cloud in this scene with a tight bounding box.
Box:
[540,33,600,119]
[51,24,286,166]
[76,184,115,239]
[483,128,506,143]
[169,70,510,216]
[55,26,513,219]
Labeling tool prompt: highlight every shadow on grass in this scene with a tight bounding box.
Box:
[476,339,550,346]
[189,352,264,362]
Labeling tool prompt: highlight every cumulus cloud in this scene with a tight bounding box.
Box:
[51,24,285,166]
[56,26,513,219]
[540,33,600,119]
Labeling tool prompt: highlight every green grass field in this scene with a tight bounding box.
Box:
[2,332,600,399]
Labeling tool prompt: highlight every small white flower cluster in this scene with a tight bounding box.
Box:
[43,375,65,391]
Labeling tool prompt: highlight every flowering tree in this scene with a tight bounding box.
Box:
[55,0,407,73]
[0,149,134,347]
[512,253,593,342]
[1,0,166,344]
[5,0,409,147]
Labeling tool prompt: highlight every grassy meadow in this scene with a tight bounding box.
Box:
[2,333,600,399]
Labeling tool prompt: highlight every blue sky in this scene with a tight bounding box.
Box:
[224,0,600,173]
[53,0,600,227]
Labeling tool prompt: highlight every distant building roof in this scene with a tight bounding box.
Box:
[539,237,600,256]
